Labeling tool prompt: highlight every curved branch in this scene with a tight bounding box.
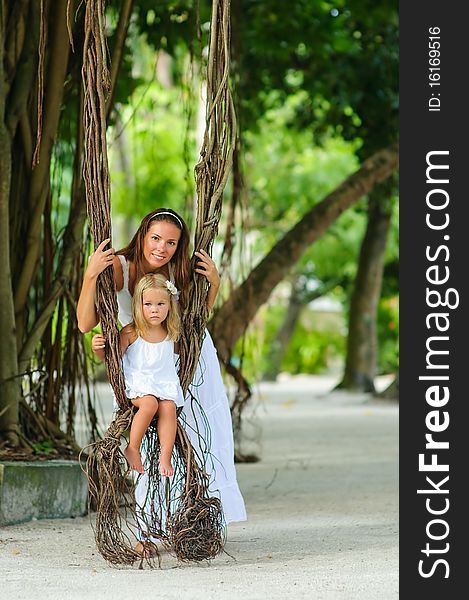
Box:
[3,0,30,88]
[106,0,134,118]
[5,1,40,135]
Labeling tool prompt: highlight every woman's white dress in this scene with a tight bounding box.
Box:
[116,255,247,524]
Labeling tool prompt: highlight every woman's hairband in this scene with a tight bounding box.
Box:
[152,211,184,229]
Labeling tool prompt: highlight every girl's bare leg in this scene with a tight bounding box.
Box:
[156,400,177,476]
[124,395,158,473]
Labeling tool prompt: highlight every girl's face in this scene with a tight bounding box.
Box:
[142,288,170,326]
[142,221,181,272]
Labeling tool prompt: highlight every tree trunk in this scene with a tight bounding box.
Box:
[338,183,394,392]
[377,372,399,401]
[209,143,399,361]
[14,0,72,318]
[0,7,20,444]
[263,274,303,381]
[263,276,339,381]
[0,142,20,443]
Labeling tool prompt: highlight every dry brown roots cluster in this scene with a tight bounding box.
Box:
[82,408,225,567]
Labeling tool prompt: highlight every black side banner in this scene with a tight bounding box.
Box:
[400,1,468,596]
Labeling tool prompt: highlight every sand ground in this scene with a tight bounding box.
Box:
[0,375,398,599]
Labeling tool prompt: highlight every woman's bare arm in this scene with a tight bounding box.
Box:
[194,249,220,312]
[77,240,120,332]
[77,271,100,333]
[206,279,220,312]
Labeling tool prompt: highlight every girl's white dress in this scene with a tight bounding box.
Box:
[116,255,247,525]
[122,336,185,407]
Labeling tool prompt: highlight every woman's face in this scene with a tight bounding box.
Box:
[142,221,181,271]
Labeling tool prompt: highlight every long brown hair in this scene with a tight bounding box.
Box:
[118,208,190,305]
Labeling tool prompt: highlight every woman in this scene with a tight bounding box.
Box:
[77,208,247,550]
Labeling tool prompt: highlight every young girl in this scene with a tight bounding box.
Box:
[92,273,183,476]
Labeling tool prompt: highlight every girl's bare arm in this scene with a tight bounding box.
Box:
[91,334,106,361]
[120,325,137,355]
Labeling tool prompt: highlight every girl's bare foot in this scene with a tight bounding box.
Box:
[124,446,144,474]
[135,541,157,558]
[160,459,174,477]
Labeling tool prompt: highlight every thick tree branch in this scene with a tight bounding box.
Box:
[106,0,133,118]
[5,1,40,134]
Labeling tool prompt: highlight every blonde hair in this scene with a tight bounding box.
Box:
[131,274,180,341]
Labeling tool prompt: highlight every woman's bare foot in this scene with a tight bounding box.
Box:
[135,541,157,558]
[124,446,144,474]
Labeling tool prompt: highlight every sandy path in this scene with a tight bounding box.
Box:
[0,376,398,599]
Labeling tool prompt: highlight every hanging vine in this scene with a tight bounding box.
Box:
[80,0,236,567]
[179,0,236,393]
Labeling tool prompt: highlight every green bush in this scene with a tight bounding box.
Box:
[377,295,399,373]
[231,303,346,380]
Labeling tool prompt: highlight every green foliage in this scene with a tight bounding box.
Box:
[122,1,398,156]
[244,92,361,248]
[236,288,397,380]
[281,311,345,375]
[31,440,56,455]
[235,0,398,154]
[232,304,281,381]
[377,295,399,373]
[132,0,207,56]
[234,300,345,380]
[109,84,195,221]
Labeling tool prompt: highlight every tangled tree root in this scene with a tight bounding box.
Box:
[168,424,225,562]
[82,410,225,567]
[81,408,151,566]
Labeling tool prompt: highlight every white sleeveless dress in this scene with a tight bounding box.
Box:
[116,255,247,524]
[122,336,185,407]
